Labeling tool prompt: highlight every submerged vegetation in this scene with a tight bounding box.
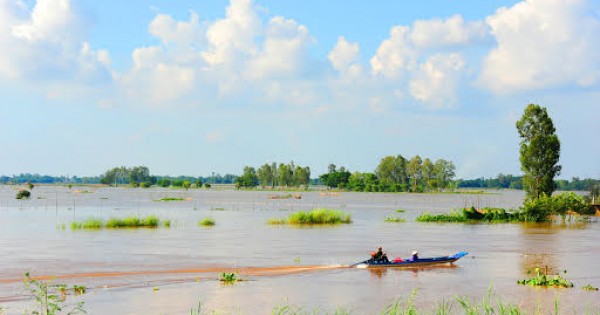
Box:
[268,209,352,225]
[16,189,31,199]
[71,216,161,229]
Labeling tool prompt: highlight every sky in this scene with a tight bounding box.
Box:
[0,0,599,179]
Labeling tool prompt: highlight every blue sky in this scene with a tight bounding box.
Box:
[0,0,599,179]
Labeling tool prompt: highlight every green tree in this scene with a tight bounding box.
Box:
[257,163,274,188]
[407,155,423,192]
[434,159,456,190]
[292,166,311,188]
[422,158,435,191]
[236,166,259,188]
[516,104,561,200]
[182,180,191,191]
[375,155,408,191]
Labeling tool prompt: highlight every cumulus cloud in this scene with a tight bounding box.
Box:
[246,16,313,79]
[0,0,111,84]
[410,14,488,48]
[370,26,417,79]
[480,0,600,92]
[409,53,465,109]
[328,36,362,77]
[202,0,261,66]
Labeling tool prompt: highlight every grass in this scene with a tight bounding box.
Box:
[163,220,171,228]
[71,218,103,229]
[268,208,352,225]
[155,197,184,201]
[416,210,467,222]
[384,215,406,223]
[395,209,405,213]
[71,216,161,229]
[199,217,215,226]
[517,268,573,288]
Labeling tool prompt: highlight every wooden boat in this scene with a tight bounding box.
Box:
[353,251,468,268]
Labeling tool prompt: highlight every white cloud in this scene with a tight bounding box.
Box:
[480,0,600,92]
[202,0,261,66]
[410,14,488,48]
[370,26,416,79]
[246,16,313,79]
[409,53,465,109]
[328,36,362,77]
[0,0,111,84]
[149,12,202,47]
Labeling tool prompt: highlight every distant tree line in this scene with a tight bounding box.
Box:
[457,174,599,191]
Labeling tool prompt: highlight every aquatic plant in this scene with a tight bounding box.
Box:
[199,217,215,226]
[517,268,573,288]
[384,215,406,223]
[71,218,102,229]
[395,209,405,213]
[267,218,286,225]
[219,272,237,283]
[163,220,171,228]
[72,285,86,295]
[281,209,352,225]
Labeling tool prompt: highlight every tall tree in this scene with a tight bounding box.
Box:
[257,163,274,188]
[407,155,423,192]
[516,104,561,200]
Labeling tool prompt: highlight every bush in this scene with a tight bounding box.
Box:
[287,209,352,225]
[520,192,589,221]
[16,190,31,199]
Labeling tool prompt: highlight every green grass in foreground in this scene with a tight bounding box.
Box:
[199,217,215,226]
[268,208,352,225]
[71,216,161,229]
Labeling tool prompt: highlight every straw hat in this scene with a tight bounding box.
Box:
[412,250,418,255]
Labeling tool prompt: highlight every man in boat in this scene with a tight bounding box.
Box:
[370,246,389,263]
[411,250,419,261]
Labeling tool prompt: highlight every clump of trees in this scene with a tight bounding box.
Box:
[100,166,154,187]
[237,162,311,189]
[320,156,456,193]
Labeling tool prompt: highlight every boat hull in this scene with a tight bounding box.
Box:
[354,251,468,268]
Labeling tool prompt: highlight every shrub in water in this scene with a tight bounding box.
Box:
[16,190,31,199]
[199,217,215,226]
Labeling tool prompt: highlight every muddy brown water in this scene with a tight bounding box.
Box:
[0,185,598,314]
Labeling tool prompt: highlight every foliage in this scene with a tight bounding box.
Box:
[182,180,192,190]
[520,192,588,221]
[100,166,152,186]
[198,217,215,226]
[219,272,237,283]
[22,272,86,315]
[27,182,35,190]
[16,189,31,199]
[319,166,351,189]
[517,268,573,288]
[516,104,561,200]
[236,166,259,188]
[163,220,171,228]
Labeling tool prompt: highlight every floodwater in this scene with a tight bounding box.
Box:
[0,185,598,314]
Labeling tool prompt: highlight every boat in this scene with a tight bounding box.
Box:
[352,251,468,268]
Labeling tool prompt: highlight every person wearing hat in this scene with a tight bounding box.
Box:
[411,250,419,261]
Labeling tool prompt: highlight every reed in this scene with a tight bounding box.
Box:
[156,197,184,201]
[71,216,161,229]
[71,218,103,229]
